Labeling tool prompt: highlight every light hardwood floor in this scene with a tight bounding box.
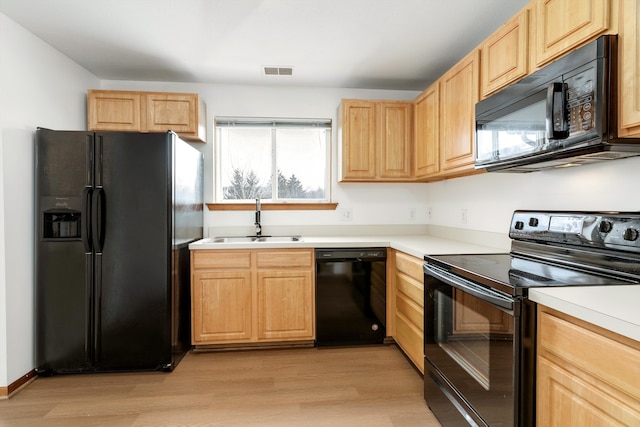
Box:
[0,345,441,426]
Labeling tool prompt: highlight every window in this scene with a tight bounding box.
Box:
[215,118,331,203]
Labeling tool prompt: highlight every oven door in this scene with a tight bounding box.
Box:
[423,263,520,427]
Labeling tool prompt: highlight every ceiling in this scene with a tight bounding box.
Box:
[0,0,530,91]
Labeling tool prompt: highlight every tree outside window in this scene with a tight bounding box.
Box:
[216,119,330,202]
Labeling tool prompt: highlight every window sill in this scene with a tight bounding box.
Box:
[206,202,338,211]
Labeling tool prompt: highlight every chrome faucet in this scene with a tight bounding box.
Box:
[254,197,262,237]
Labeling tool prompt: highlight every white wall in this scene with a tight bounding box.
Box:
[0,15,426,387]
[2,8,640,390]
[424,156,640,235]
[101,79,640,242]
[100,80,427,235]
[0,69,5,389]
[0,13,99,388]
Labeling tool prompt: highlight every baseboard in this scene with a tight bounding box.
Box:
[0,370,36,399]
[192,340,315,352]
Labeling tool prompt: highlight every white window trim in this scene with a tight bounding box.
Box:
[214,117,332,204]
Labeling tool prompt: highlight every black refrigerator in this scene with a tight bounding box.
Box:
[35,129,203,374]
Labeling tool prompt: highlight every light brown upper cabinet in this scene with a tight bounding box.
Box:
[439,49,483,178]
[379,102,414,179]
[618,0,640,137]
[481,8,530,98]
[340,99,413,182]
[340,100,376,180]
[88,90,143,132]
[409,0,639,183]
[414,83,440,179]
[535,0,614,67]
[88,89,207,143]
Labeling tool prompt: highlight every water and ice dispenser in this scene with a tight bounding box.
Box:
[43,209,81,239]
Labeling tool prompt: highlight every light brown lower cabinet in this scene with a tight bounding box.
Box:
[256,269,314,340]
[192,270,253,342]
[392,250,424,373]
[537,306,640,426]
[191,249,315,347]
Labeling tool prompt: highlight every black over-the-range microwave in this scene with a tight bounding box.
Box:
[475,35,640,172]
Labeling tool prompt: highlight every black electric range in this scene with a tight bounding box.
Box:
[422,210,640,427]
[425,250,637,297]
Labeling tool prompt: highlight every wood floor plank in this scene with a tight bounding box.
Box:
[0,345,441,426]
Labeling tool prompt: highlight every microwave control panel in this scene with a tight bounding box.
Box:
[565,69,596,135]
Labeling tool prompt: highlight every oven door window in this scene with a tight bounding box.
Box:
[425,276,516,425]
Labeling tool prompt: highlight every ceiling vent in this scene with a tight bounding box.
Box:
[263,66,293,76]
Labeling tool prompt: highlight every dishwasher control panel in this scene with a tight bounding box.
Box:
[315,248,387,260]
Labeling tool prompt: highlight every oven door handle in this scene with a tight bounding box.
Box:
[424,264,514,311]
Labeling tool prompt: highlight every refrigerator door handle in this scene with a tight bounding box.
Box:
[82,187,93,252]
[85,253,94,363]
[93,253,102,364]
[91,188,106,253]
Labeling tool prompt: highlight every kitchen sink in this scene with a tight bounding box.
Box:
[254,236,303,242]
[208,235,303,243]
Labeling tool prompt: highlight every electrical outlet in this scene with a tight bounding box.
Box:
[409,208,416,221]
[427,207,433,219]
[461,208,468,224]
[340,208,353,221]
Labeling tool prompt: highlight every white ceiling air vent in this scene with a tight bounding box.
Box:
[263,66,293,76]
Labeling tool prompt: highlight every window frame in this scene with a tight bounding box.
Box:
[214,117,332,205]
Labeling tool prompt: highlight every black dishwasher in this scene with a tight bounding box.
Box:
[315,248,386,347]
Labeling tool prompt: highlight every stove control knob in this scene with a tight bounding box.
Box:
[529,218,539,227]
[598,221,613,233]
[623,228,639,241]
[514,221,524,230]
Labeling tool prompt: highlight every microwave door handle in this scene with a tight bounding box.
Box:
[546,82,570,140]
[425,265,514,311]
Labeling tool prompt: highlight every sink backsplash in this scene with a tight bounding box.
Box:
[206,224,429,239]
[204,224,510,251]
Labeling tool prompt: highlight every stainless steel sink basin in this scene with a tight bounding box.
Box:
[209,236,255,243]
[255,236,303,243]
[208,235,303,243]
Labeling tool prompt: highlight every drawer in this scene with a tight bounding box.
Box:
[395,251,423,281]
[256,249,313,268]
[192,251,251,270]
[395,272,424,307]
[396,291,423,331]
[395,313,424,373]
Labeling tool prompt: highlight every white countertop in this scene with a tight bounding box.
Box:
[188,234,506,259]
[529,286,640,342]
[189,233,640,343]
